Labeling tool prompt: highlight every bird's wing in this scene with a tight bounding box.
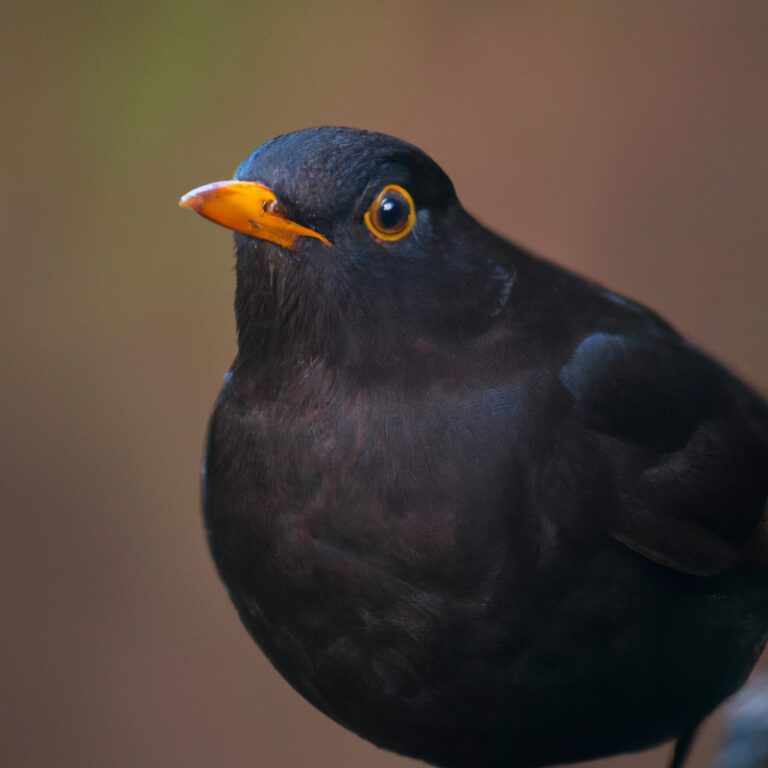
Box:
[560,332,768,575]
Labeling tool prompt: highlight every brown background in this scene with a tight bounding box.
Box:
[2,2,766,767]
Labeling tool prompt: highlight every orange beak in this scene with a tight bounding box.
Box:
[179,180,331,249]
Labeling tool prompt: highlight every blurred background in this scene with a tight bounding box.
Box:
[2,2,766,767]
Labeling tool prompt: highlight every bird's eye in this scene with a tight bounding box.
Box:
[364,185,416,242]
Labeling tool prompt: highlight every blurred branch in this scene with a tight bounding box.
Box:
[714,675,768,768]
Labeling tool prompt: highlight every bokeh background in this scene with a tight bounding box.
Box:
[2,2,766,767]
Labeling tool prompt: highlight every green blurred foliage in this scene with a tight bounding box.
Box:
[84,1,279,171]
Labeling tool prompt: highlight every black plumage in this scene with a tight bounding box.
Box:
[185,127,768,767]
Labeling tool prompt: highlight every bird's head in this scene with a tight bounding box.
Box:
[180,127,513,368]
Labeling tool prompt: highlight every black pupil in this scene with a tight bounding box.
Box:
[378,194,408,232]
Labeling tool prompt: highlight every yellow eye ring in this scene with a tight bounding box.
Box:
[363,184,416,242]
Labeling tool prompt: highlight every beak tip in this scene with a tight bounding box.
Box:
[178,192,199,211]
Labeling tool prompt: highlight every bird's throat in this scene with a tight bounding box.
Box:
[233,249,344,370]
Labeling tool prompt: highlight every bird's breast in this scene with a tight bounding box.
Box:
[203,375,559,735]
[207,376,534,584]
[205,370,567,635]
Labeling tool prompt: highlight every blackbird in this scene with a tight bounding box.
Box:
[180,127,768,768]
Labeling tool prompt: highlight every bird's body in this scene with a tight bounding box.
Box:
[184,128,768,767]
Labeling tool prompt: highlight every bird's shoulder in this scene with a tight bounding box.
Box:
[557,318,768,576]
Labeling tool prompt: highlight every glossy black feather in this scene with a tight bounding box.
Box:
[200,127,768,768]
[561,331,768,575]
